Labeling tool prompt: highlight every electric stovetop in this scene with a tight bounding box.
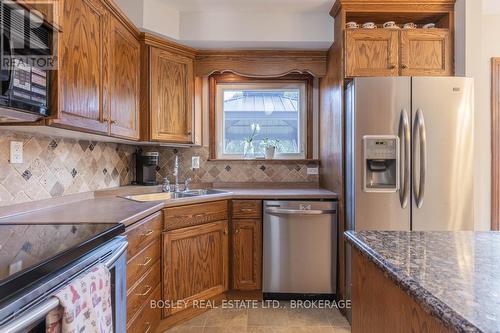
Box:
[0,223,124,305]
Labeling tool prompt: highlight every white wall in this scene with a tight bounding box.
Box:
[142,0,180,39]
[114,0,143,27]
[114,1,333,49]
[179,11,333,49]
[456,0,500,230]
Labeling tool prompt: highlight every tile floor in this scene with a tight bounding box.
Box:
[164,302,351,333]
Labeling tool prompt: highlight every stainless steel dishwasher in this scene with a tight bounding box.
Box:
[263,200,337,299]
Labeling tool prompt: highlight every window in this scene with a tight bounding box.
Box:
[210,74,312,160]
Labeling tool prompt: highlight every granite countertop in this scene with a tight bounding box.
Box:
[0,187,337,227]
[345,231,500,333]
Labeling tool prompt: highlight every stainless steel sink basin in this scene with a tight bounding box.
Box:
[123,192,195,202]
[183,189,230,196]
[123,189,230,202]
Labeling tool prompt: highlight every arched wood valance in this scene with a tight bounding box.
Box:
[195,50,328,78]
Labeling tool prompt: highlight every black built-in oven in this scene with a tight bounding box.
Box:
[1,1,52,120]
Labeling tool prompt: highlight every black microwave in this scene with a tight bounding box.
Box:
[0,1,52,122]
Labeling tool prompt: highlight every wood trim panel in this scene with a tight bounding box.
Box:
[140,32,197,59]
[208,73,315,160]
[352,249,451,333]
[195,50,327,78]
[163,200,228,231]
[331,0,456,17]
[492,58,500,231]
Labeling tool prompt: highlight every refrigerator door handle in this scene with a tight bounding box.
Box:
[413,109,427,208]
[398,109,410,208]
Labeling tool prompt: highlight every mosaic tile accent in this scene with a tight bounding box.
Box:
[0,130,135,207]
[142,146,319,185]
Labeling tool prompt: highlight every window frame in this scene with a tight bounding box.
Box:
[209,73,314,160]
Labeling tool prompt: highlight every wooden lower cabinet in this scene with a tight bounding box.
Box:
[125,212,162,331]
[162,220,229,317]
[231,219,262,290]
[352,248,451,333]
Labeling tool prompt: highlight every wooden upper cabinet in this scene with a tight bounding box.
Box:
[400,29,452,76]
[162,221,228,317]
[109,17,140,140]
[345,29,399,77]
[149,47,194,143]
[54,0,109,134]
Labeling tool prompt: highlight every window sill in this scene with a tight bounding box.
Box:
[207,158,320,164]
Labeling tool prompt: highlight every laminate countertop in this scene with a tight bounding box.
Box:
[345,231,500,333]
[0,187,337,226]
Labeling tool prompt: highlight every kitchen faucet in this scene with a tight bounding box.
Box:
[161,155,192,192]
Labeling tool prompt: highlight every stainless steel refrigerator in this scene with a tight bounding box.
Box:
[346,77,475,232]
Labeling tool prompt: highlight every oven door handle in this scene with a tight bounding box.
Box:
[0,241,128,333]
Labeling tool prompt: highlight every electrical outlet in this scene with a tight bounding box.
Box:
[192,156,200,169]
[9,260,23,275]
[307,167,319,175]
[10,141,23,164]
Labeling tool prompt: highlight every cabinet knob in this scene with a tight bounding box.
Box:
[235,229,240,234]
[389,64,396,69]
[187,131,192,135]
[111,120,117,125]
[401,64,408,69]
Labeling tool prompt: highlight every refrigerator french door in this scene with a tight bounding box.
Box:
[346,76,474,232]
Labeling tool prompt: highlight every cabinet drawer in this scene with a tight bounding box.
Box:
[127,285,161,333]
[127,260,161,323]
[125,212,162,259]
[127,240,160,290]
[232,200,262,218]
[163,200,228,231]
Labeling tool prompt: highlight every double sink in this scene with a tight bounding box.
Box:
[124,189,230,202]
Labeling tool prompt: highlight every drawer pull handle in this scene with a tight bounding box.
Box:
[136,285,152,296]
[139,257,152,266]
[241,209,253,212]
[144,322,152,333]
[141,230,154,237]
[194,213,205,218]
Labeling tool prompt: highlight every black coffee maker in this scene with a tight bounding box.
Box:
[134,149,159,186]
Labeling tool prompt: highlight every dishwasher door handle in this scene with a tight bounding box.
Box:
[265,207,336,215]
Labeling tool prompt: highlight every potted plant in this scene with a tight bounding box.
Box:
[244,123,260,159]
[262,138,279,159]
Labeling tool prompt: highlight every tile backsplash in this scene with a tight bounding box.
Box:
[0,130,134,207]
[143,146,319,185]
[0,130,319,207]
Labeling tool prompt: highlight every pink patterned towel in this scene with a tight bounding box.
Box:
[46,264,113,333]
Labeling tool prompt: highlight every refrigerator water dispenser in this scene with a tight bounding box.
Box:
[362,136,399,192]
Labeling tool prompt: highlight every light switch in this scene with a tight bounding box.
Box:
[192,156,200,169]
[307,167,319,175]
[10,141,23,164]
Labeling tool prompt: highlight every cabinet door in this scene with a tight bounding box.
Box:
[400,29,452,76]
[345,29,399,77]
[231,219,262,290]
[56,0,109,133]
[163,221,228,317]
[109,17,140,140]
[150,47,194,143]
